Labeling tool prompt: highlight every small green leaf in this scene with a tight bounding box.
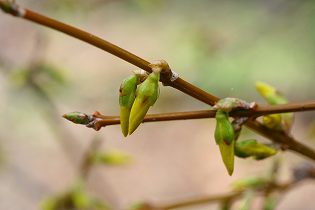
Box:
[90,150,131,166]
[232,177,268,191]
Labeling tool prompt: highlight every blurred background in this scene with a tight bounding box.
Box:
[0,0,315,209]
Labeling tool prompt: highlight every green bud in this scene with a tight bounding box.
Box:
[215,110,235,175]
[256,81,294,133]
[255,82,288,105]
[90,150,131,166]
[232,176,267,191]
[119,74,140,137]
[262,114,282,130]
[215,110,235,145]
[235,139,277,160]
[62,112,90,125]
[128,71,160,135]
[219,140,235,176]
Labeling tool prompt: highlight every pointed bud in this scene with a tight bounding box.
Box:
[215,110,235,145]
[235,139,277,160]
[232,176,267,191]
[119,73,140,137]
[262,114,282,130]
[219,140,235,176]
[256,81,294,133]
[128,71,160,135]
[62,112,90,125]
[214,110,235,175]
[255,82,287,105]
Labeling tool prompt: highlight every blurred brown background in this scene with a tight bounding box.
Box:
[0,0,315,209]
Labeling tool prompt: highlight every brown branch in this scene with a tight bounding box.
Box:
[159,192,240,210]
[144,164,315,210]
[156,180,300,210]
[2,2,315,161]
[63,100,315,129]
[0,0,218,105]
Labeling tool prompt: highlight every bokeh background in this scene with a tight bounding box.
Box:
[0,0,315,209]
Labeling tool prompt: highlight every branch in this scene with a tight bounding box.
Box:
[2,1,315,160]
[0,0,218,105]
[63,100,315,130]
[154,164,315,210]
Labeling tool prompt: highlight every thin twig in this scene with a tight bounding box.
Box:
[63,100,315,129]
[157,181,298,210]
[0,0,218,105]
[153,164,315,210]
[1,2,315,160]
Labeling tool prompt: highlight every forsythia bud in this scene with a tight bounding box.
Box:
[215,110,235,175]
[128,71,160,135]
[62,112,90,125]
[262,114,282,130]
[256,81,294,133]
[215,110,235,145]
[219,140,235,176]
[119,74,140,137]
[255,82,287,105]
[235,139,277,160]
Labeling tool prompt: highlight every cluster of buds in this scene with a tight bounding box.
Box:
[214,98,257,175]
[119,72,142,136]
[213,96,280,176]
[256,81,294,134]
[119,62,164,137]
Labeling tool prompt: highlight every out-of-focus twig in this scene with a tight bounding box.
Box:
[149,164,315,210]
